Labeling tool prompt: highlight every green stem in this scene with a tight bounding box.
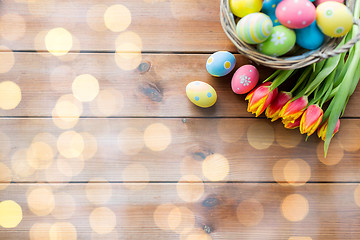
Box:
[270,69,295,90]
[290,66,312,94]
[263,69,282,83]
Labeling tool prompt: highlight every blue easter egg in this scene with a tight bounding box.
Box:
[295,21,325,50]
[261,0,282,26]
[206,51,236,77]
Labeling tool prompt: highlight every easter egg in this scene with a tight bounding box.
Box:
[258,25,296,57]
[186,81,217,108]
[316,1,353,37]
[236,13,273,44]
[261,0,282,26]
[295,21,325,50]
[206,51,236,77]
[315,0,343,6]
[230,0,263,18]
[276,0,316,29]
[231,65,259,94]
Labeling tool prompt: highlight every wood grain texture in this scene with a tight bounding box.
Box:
[1,183,360,239]
[0,117,359,183]
[0,0,235,52]
[1,52,360,117]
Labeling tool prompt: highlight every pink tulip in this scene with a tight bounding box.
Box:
[245,82,278,117]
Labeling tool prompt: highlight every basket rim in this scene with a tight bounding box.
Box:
[220,0,359,69]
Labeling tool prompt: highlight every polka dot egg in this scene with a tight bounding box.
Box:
[231,65,259,94]
[316,1,353,37]
[236,13,273,44]
[276,0,316,29]
[206,51,236,77]
[186,81,217,108]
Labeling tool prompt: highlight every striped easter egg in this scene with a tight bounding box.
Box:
[236,13,273,44]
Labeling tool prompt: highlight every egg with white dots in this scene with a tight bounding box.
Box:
[236,13,273,44]
[231,65,259,94]
[186,81,217,108]
[206,51,236,77]
[316,1,353,37]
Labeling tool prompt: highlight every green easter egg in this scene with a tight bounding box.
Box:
[257,25,296,57]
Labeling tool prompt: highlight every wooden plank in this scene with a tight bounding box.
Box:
[1,183,360,239]
[0,117,359,183]
[1,52,360,117]
[0,0,235,52]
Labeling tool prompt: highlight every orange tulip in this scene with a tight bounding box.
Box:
[317,119,341,141]
[282,117,301,129]
[245,82,278,117]
[300,104,323,136]
[265,91,292,122]
[279,96,308,123]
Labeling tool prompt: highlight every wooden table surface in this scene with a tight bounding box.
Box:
[1,0,360,239]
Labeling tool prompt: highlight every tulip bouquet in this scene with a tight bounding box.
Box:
[246,0,360,156]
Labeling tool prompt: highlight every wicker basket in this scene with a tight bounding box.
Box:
[220,0,360,69]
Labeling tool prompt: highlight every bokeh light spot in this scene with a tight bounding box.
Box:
[104,4,131,32]
[0,46,15,73]
[57,131,84,158]
[144,123,172,151]
[118,127,144,155]
[80,132,98,160]
[11,148,35,178]
[317,139,344,166]
[57,156,85,177]
[89,207,117,234]
[30,222,52,240]
[86,178,113,205]
[49,222,77,240]
[247,122,274,150]
[26,141,54,170]
[217,119,245,143]
[354,184,360,207]
[0,200,22,228]
[236,199,264,227]
[202,153,229,181]
[273,158,311,186]
[337,122,360,152]
[153,204,177,230]
[0,163,11,190]
[275,124,302,148]
[177,175,204,202]
[0,81,22,110]
[281,194,309,222]
[27,187,55,216]
[45,28,73,56]
[72,74,100,102]
[52,94,82,130]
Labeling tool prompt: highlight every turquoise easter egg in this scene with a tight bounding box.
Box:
[261,0,282,26]
[186,81,217,108]
[295,21,324,50]
[257,25,296,57]
[206,51,236,77]
[236,13,273,44]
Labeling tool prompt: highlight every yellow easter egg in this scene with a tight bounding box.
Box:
[230,0,263,18]
[186,81,217,108]
[316,1,353,37]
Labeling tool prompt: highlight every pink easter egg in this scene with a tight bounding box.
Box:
[276,0,316,29]
[315,0,344,5]
[231,65,259,94]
